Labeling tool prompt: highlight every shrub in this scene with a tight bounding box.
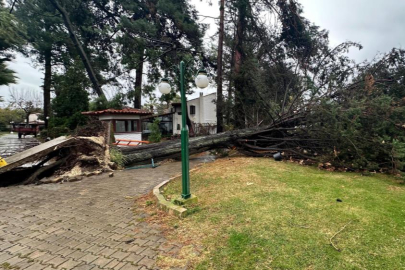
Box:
[148,118,162,143]
[46,126,70,138]
[110,147,125,168]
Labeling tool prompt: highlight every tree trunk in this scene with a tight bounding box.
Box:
[233,0,247,128]
[216,0,225,133]
[44,48,52,129]
[121,113,313,165]
[121,126,265,164]
[48,0,104,98]
[134,53,144,109]
[226,46,235,126]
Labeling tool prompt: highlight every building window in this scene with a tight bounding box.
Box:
[115,120,140,133]
[177,124,181,130]
[132,120,138,132]
[116,120,126,133]
[190,105,196,115]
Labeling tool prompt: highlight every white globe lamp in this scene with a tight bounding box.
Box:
[195,69,209,89]
[158,78,171,94]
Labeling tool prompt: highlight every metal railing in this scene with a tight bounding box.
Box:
[113,139,150,146]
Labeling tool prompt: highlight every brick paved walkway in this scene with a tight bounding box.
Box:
[0,160,204,270]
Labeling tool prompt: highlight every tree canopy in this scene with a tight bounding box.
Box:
[0,4,25,85]
[3,0,405,173]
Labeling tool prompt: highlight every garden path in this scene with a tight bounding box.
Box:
[0,158,209,270]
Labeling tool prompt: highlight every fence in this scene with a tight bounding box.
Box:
[192,123,217,136]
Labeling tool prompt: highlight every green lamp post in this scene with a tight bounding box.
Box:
[158,61,209,200]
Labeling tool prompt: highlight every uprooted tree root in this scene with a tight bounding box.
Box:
[1,120,116,186]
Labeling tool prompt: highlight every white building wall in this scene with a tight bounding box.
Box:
[173,110,182,135]
[99,115,140,121]
[171,92,217,135]
[115,133,143,144]
[98,114,143,144]
[187,98,200,124]
[201,93,216,123]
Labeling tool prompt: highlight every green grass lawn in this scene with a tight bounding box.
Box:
[160,157,405,270]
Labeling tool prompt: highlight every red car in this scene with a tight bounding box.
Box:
[12,123,41,138]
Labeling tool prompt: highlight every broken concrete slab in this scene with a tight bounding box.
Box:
[0,136,73,175]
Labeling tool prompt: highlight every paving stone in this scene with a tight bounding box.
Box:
[0,252,15,263]
[79,253,98,264]
[68,250,88,260]
[127,245,147,255]
[58,258,82,269]
[56,247,75,257]
[36,253,56,264]
[27,250,47,260]
[75,242,94,251]
[139,248,157,259]
[119,263,142,270]
[104,259,121,269]
[45,255,68,268]
[14,258,36,269]
[3,254,24,265]
[0,243,16,253]
[113,261,127,270]
[133,239,148,246]
[86,245,105,255]
[91,256,114,268]
[138,257,156,269]
[72,262,96,270]
[123,253,143,264]
[24,262,46,270]
[5,244,25,254]
[110,251,129,261]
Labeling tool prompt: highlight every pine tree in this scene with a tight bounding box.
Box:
[0,5,25,86]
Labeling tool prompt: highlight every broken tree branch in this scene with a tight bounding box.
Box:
[329,220,354,252]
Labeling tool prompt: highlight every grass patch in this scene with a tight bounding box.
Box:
[158,157,405,270]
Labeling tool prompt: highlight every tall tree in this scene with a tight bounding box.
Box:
[47,0,104,97]
[0,4,25,86]
[14,0,69,128]
[216,0,225,132]
[112,0,205,108]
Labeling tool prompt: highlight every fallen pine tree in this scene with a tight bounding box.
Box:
[122,49,405,174]
[121,114,324,165]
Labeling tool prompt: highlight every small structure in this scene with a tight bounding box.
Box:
[82,108,152,142]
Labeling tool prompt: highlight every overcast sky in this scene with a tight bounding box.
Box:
[1,0,404,103]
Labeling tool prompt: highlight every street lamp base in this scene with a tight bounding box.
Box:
[173,195,198,206]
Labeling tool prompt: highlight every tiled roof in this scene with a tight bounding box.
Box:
[82,108,153,116]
